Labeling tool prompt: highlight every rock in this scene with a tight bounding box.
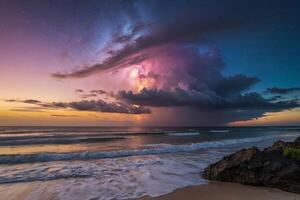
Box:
[294,137,300,148]
[202,136,300,194]
[264,140,286,152]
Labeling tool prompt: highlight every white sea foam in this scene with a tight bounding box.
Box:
[167,132,199,136]
[0,153,219,200]
[0,136,124,146]
[1,133,298,165]
[209,130,229,133]
[0,135,280,164]
[0,133,299,200]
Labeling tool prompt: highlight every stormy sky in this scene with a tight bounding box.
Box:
[0,0,300,126]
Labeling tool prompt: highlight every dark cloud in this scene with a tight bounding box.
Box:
[13,40,300,124]
[69,100,150,114]
[5,99,42,104]
[31,1,300,124]
[75,89,84,93]
[115,46,262,107]
[75,89,107,98]
[49,0,300,80]
[90,89,107,95]
[118,88,210,107]
[113,44,299,124]
[212,74,260,96]
[10,108,45,113]
[51,114,79,117]
[80,94,97,99]
[5,99,17,102]
[56,42,299,124]
[112,23,149,44]
[118,88,299,126]
[52,1,254,78]
[118,88,298,111]
[266,87,300,94]
[5,99,150,115]
[23,99,42,104]
[269,95,284,101]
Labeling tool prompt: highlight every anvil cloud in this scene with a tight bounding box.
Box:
[36,1,300,124]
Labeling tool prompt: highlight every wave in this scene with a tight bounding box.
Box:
[209,130,229,133]
[0,127,171,135]
[167,132,199,136]
[0,152,210,199]
[1,134,296,165]
[0,129,231,143]
[0,133,146,141]
[0,130,168,138]
[0,136,124,146]
[282,127,300,130]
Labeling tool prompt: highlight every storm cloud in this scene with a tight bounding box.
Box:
[53,43,299,124]
[52,1,255,78]
[46,1,300,124]
[5,99,150,114]
[90,90,107,95]
[266,87,300,94]
[114,45,299,124]
[75,89,108,99]
[118,88,298,111]
[52,100,150,114]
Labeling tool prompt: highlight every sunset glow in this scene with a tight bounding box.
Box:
[0,0,299,126]
[0,1,300,200]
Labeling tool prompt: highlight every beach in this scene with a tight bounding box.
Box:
[140,182,300,200]
[0,126,299,199]
[2,0,300,199]
[1,181,299,200]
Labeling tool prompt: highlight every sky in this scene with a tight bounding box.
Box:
[0,0,300,126]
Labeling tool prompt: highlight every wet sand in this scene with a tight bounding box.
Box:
[140,182,300,200]
[1,181,299,200]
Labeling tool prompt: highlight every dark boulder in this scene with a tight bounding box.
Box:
[202,136,300,194]
[293,137,300,148]
[264,140,286,152]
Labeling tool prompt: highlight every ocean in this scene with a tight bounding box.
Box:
[0,126,299,200]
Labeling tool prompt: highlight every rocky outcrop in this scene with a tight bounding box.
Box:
[202,136,300,194]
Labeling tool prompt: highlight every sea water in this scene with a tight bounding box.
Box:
[0,126,299,199]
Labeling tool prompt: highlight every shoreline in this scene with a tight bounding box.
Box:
[139,181,300,200]
[0,135,299,200]
[0,180,299,200]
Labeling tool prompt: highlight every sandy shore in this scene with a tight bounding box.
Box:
[140,182,300,200]
[0,181,299,200]
[0,181,57,200]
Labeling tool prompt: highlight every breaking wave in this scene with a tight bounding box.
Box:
[0,136,124,146]
[0,134,295,164]
[209,130,229,133]
[167,132,199,136]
